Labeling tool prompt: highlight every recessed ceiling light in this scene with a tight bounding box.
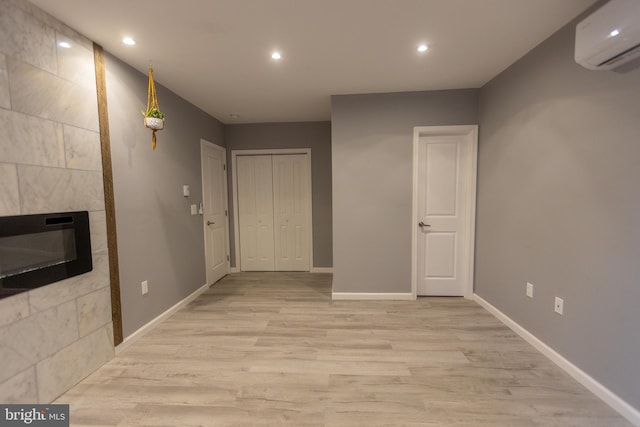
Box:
[58,41,71,49]
[417,44,429,52]
[230,114,240,119]
[271,51,281,60]
[609,29,620,37]
[122,37,136,46]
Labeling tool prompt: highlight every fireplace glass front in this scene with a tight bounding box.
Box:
[0,211,92,299]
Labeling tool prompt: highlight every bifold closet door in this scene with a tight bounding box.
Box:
[273,155,310,271]
[237,155,275,271]
[236,154,310,272]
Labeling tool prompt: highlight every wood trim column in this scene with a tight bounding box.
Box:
[93,43,123,346]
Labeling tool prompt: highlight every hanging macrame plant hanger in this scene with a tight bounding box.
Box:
[143,65,164,150]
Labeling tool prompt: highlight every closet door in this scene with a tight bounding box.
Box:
[273,155,310,271]
[237,155,275,271]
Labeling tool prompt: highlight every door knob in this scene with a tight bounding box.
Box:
[207,221,215,226]
[419,221,431,228]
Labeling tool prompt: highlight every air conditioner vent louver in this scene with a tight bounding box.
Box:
[597,43,640,67]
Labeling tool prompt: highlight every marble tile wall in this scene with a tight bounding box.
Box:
[0,0,114,404]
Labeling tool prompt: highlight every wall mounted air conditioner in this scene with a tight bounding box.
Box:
[575,0,640,70]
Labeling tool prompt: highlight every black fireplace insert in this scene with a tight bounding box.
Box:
[0,211,92,299]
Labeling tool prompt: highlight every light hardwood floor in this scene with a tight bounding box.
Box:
[57,273,632,426]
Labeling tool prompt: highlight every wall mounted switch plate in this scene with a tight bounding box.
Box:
[526,282,533,298]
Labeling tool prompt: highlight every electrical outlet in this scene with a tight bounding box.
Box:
[554,297,564,315]
[526,282,534,298]
[141,280,149,295]
[190,204,198,215]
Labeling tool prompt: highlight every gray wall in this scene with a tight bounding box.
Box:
[224,121,333,269]
[105,53,224,338]
[331,90,479,293]
[476,8,640,409]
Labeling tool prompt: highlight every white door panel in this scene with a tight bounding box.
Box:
[273,155,310,271]
[236,153,310,272]
[237,155,275,271]
[425,142,459,216]
[201,141,229,285]
[416,129,476,297]
[425,232,457,277]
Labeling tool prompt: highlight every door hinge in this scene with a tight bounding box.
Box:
[223,164,226,171]
[225,210,228,216]
[226,255,230,261]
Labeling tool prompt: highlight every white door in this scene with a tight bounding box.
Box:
[201,141,229,284]
[415,126,477,296]
[273,155,310,271]
[235,153,311,272]
[237,155,275,271]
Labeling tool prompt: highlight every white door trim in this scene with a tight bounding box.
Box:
[411,125,478,299]
[231,148,313,272]
[200,139,230,283]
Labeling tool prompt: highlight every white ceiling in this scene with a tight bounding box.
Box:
[29,0,596,124]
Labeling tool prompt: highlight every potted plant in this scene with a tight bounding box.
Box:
[142,107,165,130]
[144,65,164,150]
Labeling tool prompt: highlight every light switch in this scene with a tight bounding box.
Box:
[182,185,190,197]
[190,204,198,215]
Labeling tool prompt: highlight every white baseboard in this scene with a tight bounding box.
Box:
[310,267,333,273]
[332,292,415,301]
[473,294,640,426]
[115,282,211,355]
[229,267,331,273]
